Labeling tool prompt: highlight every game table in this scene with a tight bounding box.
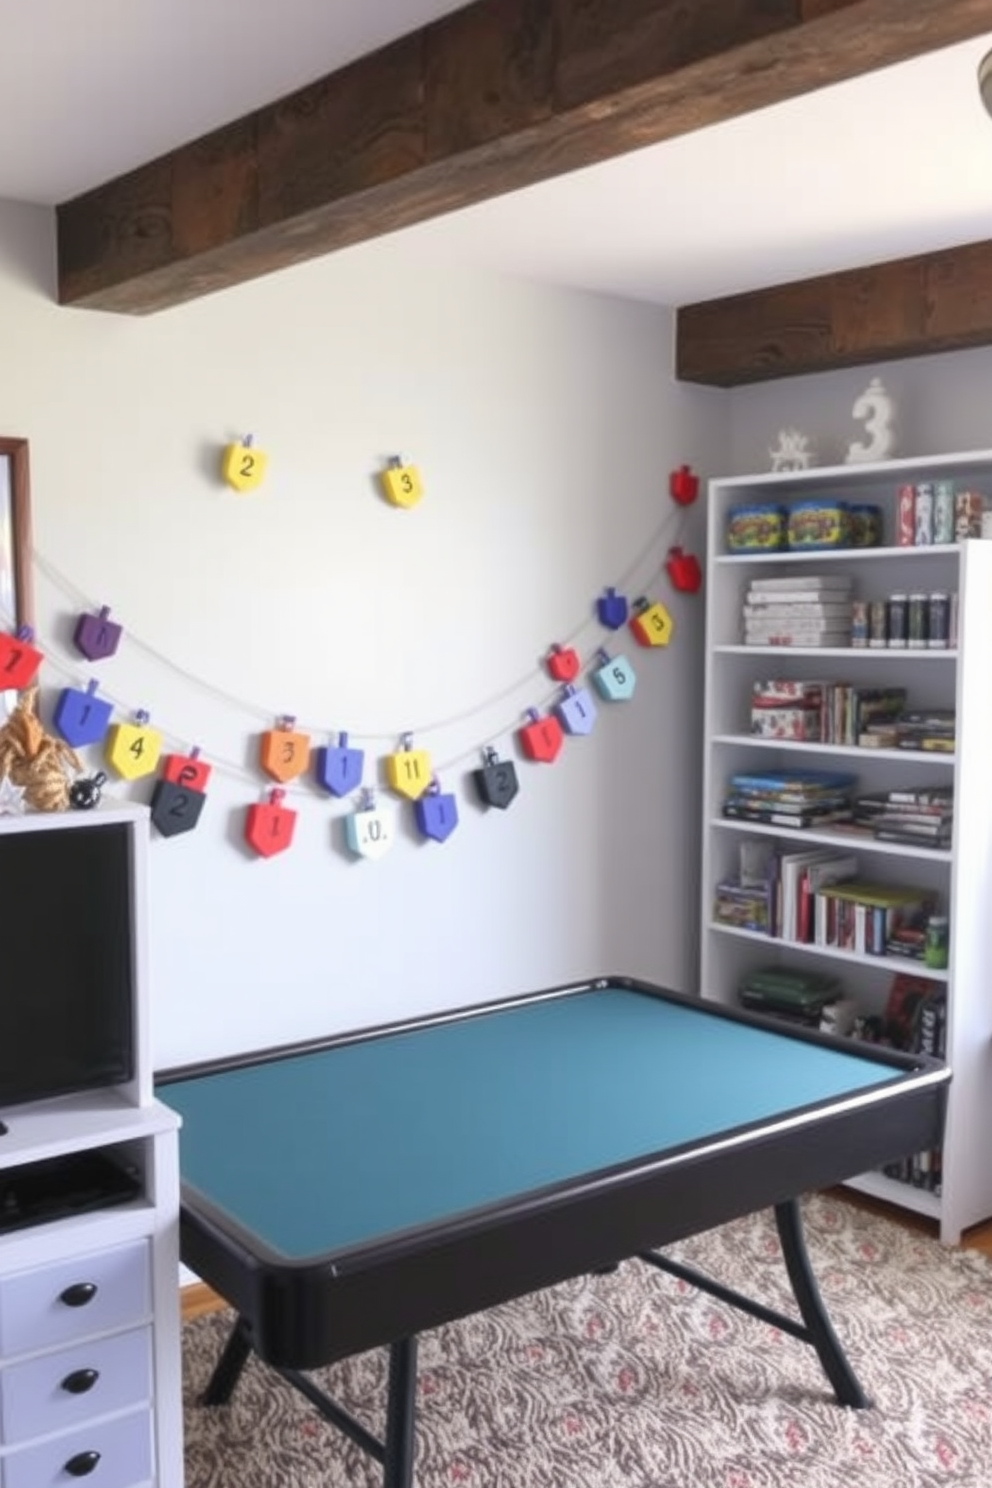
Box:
[158,977,948,1488]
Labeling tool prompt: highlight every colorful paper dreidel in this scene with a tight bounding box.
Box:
[314,731,365,797]
[245,788,296,858]
[414,776,459,844]
[0,626,42,691]
[161,747,213,796]
[629,597,674,648]
[150,778,207,838]
[379,455,423,509]
[54,679,114,748]
[669,464,700,506]
[665,545,702,594]
[345,790,394,860]
[472,747,519,811]
[73,605,122,662]
[517,708,563,764]
[385,733,431,800]
[222,435,268,493]
[260,715,311,783]
[554,684,597,737]
[592,649,637,702]
[545,644,580,683]
[596,587,628,630]
[105,710,163,780]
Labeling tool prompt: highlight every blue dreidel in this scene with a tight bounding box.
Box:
[596,587,628,630]
[314,731,365,797]
[472,748,520,810]
[592,650,637,702]
[555,685,597,736]
[414,778,459,843]
[54,680,115,748]
[151,778,207,838]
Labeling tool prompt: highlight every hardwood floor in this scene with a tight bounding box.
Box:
[178,1192,992,1324]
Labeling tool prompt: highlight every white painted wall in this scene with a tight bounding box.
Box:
[727,348,992,473]
[0,201,727,1069]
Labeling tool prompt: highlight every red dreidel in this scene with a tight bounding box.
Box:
[669,464,699,505]
[162,747,212,795]
[545,644,580,683]
[0,626,42,691]
[665,546,703,594]
[518,708,563,763]
[472,747,520,810]
[245,788,297,858]
[73,605,122,661]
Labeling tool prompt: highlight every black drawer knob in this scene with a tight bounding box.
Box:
[61,1367,100,1395]
[65,1450,101,1477]
[59,1281,98,1308]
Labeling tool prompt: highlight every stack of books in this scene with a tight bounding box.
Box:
[811,880,937,956]
[722,767,857,830]
[852,786,954,849]
[861,708,957,752]
[742,575,853,647]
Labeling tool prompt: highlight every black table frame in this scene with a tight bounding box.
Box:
[160,977,949,1488]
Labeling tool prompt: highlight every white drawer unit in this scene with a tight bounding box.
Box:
[1,1326,151,1446]
[0,1242,149,1358]
[0,808,185,1487]
[1,1404,153,1488]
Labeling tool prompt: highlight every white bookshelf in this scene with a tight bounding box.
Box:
[701,451,992,1244]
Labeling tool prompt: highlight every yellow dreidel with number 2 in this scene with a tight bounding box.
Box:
[385,733,431,799]
[105,709,163,780]
[380,456,423,509]
[222,434,268,493]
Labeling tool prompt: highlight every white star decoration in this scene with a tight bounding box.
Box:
[0,775,28,816]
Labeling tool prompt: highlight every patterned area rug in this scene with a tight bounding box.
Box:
[181,1194,992,1488]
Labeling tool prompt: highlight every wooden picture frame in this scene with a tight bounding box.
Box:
[0,436,33,630]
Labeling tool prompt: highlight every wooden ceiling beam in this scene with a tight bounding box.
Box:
[56,0,992,315]
[675,239,992,386]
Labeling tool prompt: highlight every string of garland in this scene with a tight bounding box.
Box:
[2,491,698,854]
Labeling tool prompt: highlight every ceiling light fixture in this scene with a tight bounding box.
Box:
[980,48,992,117]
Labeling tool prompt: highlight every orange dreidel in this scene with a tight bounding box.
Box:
[260,715,311,783]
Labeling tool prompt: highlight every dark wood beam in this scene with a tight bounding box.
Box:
[676,239,992,386]
[57,0,992,315]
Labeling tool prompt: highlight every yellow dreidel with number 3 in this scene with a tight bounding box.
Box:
[222,435,268,493]
[380,456,423,509]
[385,733,431,800]
[105,710,163,780]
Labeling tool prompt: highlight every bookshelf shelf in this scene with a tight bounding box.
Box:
[701,452,992,1244]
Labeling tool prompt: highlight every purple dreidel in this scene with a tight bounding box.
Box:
[54,680,114,747]
[73,606,122,661]
[555,685,598,736]
[414,777,459,843]
[314,731,365,797]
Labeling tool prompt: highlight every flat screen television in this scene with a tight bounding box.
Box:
[0,819,135,1111]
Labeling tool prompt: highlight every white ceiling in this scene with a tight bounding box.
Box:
[2,1,991,305]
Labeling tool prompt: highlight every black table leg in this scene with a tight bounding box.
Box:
[383,1336,418,1488]
[774,1199,870,1408]
[201,1313,252,1405]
